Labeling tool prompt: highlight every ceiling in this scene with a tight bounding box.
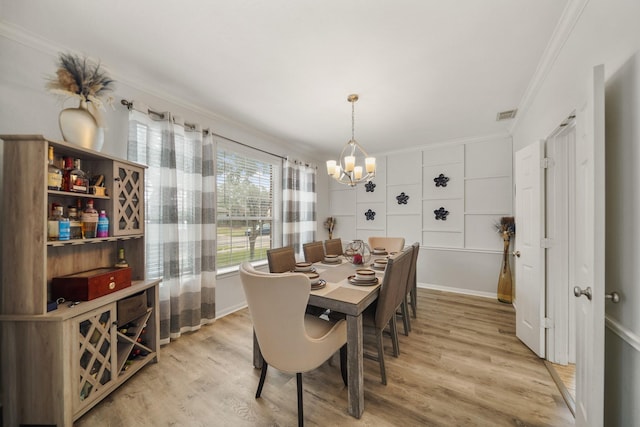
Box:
[1,0,568,157]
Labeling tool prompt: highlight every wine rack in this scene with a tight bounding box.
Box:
[117,308,154,374]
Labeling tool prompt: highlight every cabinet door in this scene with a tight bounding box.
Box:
[73,303,117,414]
[113,162,144,236]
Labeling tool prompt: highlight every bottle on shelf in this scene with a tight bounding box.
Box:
[58,206,70,241]
[115,248,129,268]
[47,146,62,191]
[97,210,109,237]
[47,203,61,241]
[81,199,99,238]
[63,157,89,193]
[68,206,83,239]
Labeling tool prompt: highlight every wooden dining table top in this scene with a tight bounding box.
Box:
[306,260,384,316]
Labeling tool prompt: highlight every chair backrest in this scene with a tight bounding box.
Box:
[368,236,405,254]
[374,247,412,329]
[303,241,325,263]
[406,242,420,295]
[239,262,345,373]
[267,246,296,273]
[324,238,343,256]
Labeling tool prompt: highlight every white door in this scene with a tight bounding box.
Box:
[514,140,546,357]
[574,64,605,426]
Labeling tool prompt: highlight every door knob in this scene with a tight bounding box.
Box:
[606,292,620,303]
[573,286,592,300]
[513,251,521,258]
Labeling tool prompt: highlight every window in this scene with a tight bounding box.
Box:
[216,145,279,270]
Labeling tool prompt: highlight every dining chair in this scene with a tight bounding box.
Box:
[303,241,325,263]
[363,247,412,385]
[239,262,347,427]
[324,238,344,256]
[368,236,406,254]
[267,246,297,273]
[396,243,420,335]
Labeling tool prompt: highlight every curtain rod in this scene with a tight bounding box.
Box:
[121,98,286,160]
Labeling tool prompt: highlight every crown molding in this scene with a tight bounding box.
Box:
[509,0,590,133]
[373,131,511,157]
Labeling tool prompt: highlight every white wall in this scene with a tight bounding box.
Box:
[512,0,640,424]
[0,31,323,318]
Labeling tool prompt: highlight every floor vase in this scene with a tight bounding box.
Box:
[497,235,513,303]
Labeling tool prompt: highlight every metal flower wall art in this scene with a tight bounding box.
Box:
[434,173,449,187]
[396,192,409,205]
[364,209,376,221]
[365,181,376,192]
[434,207,449,220]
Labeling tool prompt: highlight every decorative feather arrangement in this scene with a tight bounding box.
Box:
[495,216,515,239]
[46,53,114,109]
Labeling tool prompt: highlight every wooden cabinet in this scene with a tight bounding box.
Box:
[0,135,160,426]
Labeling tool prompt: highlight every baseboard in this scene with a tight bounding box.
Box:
[216,302,248,319]
[417,282,497,300]
[605,315,640,353]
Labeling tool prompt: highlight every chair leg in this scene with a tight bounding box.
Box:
[256,362,268,398]
[410,283,417,318]
[296,373,304,427]
[376,330,387,385]
[390,315,400,357]
[401,297,411,335]
[340,344,348,387]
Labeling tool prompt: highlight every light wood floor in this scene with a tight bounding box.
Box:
[75,289,574,426]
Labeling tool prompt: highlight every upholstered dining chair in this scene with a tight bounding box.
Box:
[368,236,405,254]
[239,262,347,427]
[324,238,344,256]
[303,241,325,263]
[267,246,297,273]
[363,247,412,385]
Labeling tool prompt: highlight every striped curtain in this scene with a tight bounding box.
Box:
[282,159,317,259]
[127,105,216,343]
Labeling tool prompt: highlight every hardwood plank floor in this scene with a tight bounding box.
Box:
[75,289,574,426]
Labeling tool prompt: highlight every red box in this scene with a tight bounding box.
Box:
[51,267,132,301]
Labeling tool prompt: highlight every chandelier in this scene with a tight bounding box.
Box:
[326,94,376,186]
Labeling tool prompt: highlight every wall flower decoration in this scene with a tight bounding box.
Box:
[396,192,409,205]
[365,181,376,192]
[364,209,376,221]
[434,207,449,220]
[434,174,449,187]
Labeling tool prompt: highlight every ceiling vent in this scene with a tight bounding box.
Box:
[496,109,517,121]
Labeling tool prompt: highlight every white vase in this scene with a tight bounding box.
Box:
[59,100,100,150]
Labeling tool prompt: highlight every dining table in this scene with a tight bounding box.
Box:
[252,258,384,419]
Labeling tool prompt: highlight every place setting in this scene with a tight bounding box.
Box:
[293,262,316,273]
[321,254,343,265]
[348,268,379,286]
[304,271,326,290]
[371,247,388,256]
[370,257,388,271]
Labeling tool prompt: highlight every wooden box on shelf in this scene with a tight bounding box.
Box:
[52,266,132,301]
[0,135,159,427]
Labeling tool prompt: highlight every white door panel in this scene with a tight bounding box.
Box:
[515,140,545,358]
[574,64,605,427]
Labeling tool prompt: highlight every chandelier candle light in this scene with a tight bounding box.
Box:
[326,94,376,186]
